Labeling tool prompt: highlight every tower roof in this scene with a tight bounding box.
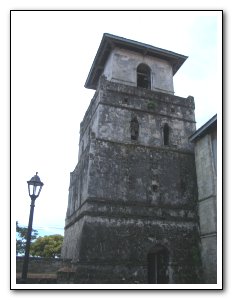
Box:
[85,33,188,90]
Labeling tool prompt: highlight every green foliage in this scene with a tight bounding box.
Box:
[147,100,157,110]
[30,234,64,258]
[16,221,38,255]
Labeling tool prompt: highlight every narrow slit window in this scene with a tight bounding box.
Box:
[163,124,169,146]
[130,117,139,141]
[137,63,151,89]
[148,248,169,284]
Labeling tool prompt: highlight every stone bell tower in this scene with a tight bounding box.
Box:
[60,33,201,284]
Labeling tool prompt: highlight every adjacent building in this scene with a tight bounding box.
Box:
[189,114,217,283]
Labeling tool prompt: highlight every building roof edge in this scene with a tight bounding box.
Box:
[189,114,217,142]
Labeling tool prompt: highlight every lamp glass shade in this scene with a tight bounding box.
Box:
[27,173,44,198]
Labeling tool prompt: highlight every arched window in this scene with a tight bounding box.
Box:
[137,63,151,89]
[163,123,169,146]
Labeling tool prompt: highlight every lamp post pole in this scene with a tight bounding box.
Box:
[21,196,36,282]
[21,173,43,283]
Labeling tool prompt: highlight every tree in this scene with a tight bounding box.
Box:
[16,221,38,255]
[30,234,64,258]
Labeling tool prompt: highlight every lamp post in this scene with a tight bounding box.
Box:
[21,172,44,283]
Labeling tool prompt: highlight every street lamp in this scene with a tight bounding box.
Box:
[21,172,44,283]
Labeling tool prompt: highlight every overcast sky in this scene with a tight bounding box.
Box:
[11,10,222,237]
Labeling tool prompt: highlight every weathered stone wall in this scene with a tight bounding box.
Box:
[87,139,197,206]
[79,78,195,153]
[16,257,63,274]
[66,146,90,217]
[61,78,201,283]
[103,48,174,94]
[80,77,195,136]
[60,215,201,284]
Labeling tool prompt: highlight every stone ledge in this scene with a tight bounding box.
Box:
[99,77,195,109]
[65,208,198,230]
